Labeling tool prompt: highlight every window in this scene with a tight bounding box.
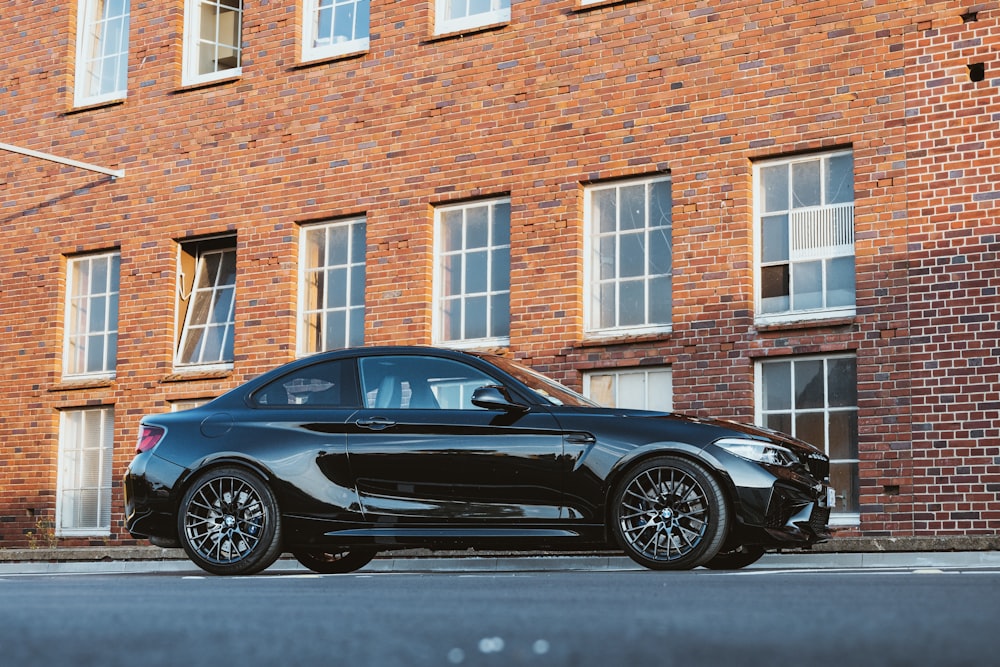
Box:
[755,150,855,322]
[757,355,859,523]
[176,239,237,367]
[435,0,510,35]
[584,367,672,412]
[434,199,511,347]
[358,356,498,410]
[254,359,361,408]
[64,252,120,378]
[183,0,242,85]
[300,218,366,354]
[57,408,114,535]
[585,176,673,335]
[74,0,131,106]
[302,0,370,61]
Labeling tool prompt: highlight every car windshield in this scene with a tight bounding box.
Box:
[483,355,600,407]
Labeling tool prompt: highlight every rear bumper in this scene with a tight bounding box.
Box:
[123,451,186,542]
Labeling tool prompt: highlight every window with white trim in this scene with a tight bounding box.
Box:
[183,0,242,85]
[57,407,115,535]
[302,0,370,61]
[74,0,131,106]
[299,218,367,354]
[64,252,120,378]
[435,0,510,35]
[584,367,672,412]
[757,354,859,523]
[585,175,673,335]
[755,150,855,323]
[434,199,510,347]
[176,238,237,367]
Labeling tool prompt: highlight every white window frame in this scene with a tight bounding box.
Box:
[56,407,115,536]
[183,0,243,86]
[753,150,855,326]
[584,175,673,337]
[755,353,860,526]
[74,0,131,107]
[176,243,237,369]
[298,217,367,355]
[583,367,673,412]
[64,252,120,379]
[302,0,370,62]
[435,0,511,35]
[433,198,511,349]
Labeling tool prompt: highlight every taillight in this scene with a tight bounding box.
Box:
[136,425,166,454]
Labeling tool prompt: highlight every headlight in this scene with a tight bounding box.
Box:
[715,438,797,467]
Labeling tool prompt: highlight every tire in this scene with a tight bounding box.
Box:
[292,547,378,574]
[177,466,284,576]
[611,456,729,570]
[702,545,767,570]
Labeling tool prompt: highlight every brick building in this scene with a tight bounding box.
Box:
[0,0,997,549]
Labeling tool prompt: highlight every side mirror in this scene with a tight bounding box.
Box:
[471,385,527,413]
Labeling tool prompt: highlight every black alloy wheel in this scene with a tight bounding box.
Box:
[178,466,284,576]
[702,544,767,570]
[612,456,729,570]
[291,548,378,574]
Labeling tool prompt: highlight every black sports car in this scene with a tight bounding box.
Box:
[125,346,832,575]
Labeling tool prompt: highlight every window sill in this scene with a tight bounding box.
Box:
[66,97,126,115]
[754,315,857,333]
[574,0,640,11]
[580,328,672,347]
[297,44,369,68]
[49,377,116,392]
[175,74,242,94]
[162,368,233,383]
[427,19,510,43]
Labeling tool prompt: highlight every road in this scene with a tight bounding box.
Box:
[1,565,998,666]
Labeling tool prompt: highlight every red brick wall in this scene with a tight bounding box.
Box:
[1,0,997,547]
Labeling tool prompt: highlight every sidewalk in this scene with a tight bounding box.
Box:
[2,540,1000,575]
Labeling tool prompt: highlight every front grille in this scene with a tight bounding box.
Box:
[798,451,830,480]
[808,505,831,535]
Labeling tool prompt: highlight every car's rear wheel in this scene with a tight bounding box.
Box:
[292,547,377,574]
[612,456,729,570]
[178,466,283,576]
[702,544,767,570]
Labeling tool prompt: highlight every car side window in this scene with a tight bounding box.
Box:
[358,356,497,410]
[253,359,361,408]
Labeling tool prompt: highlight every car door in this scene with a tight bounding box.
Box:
[347,354,567,523]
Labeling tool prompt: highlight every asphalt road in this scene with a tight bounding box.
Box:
[1,567,998,667]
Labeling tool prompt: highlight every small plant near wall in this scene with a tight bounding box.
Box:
[25,517,57,550]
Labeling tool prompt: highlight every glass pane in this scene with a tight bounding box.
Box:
[465,250,488,293]
[828,357,857,407]
[619,279,645,327]
[443,298,462,340]
[86,334,105,373]
[492,202,510,246]
[588,374,614,407]
[827,255,856,307]
[593,188,616,234]
[465,296,487,339]
[469,0,491,17]
[619,232,644,278]
[351,221,367,262]
[761,214,789,263]
[315,5,333,44]
[760,265,789,313]
[762,163,788,213]
[325,268,348,309]
[348,306,365,346]
[794,360,824,409]
[791,159,821,208]
[761,361,791,411]
[304,270,323,310]
[326,225,349,266]
[466,206,488,249]
[201,324,225,361]
[304,228,325,268]
[647,370,672,412]
[795,411,825,450]
[333,2,355,41]
[618,373,645,409]
[442,254,462,297]
[648,227,672,276]
[765,413,792,437]
[620,184,645,231]
[350,265,366,306]
[792,260,822,310]
[599,236,616,280]
[441,209,463,252]
[196,254,219,288]
[324,310,347,350]
[599,282,615,329]
[211,286,235,324]
[356,0,370,38]
[649,179,672,228]
[829,410,858,460]
[649,275,671,325]
[180,327,204,363]
[89,295,107,332]
[826,153,854,205]
[304,311,322,353]
[218,250,237,286]
[831,461,859,513]
[491,247,510,292]
[200,3,217,40]
[490,292,509,338]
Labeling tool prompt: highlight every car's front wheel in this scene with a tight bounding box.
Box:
[292,548,377,574]
[611,456,729,570]
[178,466,284,576]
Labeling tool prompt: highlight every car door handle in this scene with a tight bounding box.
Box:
[356,417,396,431]
[566,433,596,444]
